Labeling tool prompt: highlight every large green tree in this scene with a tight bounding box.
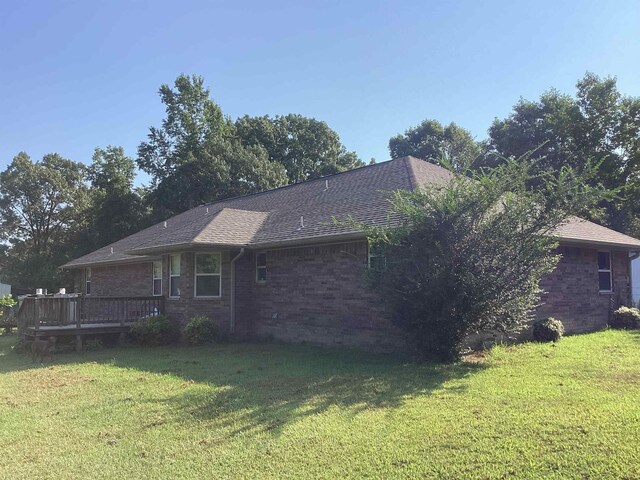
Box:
[0,152,88,290]
[235,114,364,183]
[487,73,640,234]
[81,146,149,249]
[137,74,287,218]
[389,119,482,172]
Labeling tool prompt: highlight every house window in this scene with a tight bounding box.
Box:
[85,268,92,295]
[598,251,612,292]
[195,253,221,297]
[170,254,181,298]
[367,244,386,270]
[153,260,162,296]
[256,253,267,282]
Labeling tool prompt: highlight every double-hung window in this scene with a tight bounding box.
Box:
[153,260,162,296]
[598,251,612,292]
[170,254,181,298]
[85,268,92,295]
[256,253,267,282]
[195,253,221,297]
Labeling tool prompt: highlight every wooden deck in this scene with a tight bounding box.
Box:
[17,295,164,349]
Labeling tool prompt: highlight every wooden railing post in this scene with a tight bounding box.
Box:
[77,296,83,328]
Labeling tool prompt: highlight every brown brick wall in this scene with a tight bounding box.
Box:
[235,241,407,351]
[71,242,632,350]
[162,251,232,333]
[72,253,233,333]
[73,262,153,297]
[536,246,630,334]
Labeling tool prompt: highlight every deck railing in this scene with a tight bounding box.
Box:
[16,295,164,333]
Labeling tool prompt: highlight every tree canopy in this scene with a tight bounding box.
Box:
[486,73,640,234]
[389,119,481,172]
[235,114,363,183]
[0,152,88,290]
[81,146,149,250]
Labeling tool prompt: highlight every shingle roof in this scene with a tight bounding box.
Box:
[62,156,640,268]
[553,216,640,249]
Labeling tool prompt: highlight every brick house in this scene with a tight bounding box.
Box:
[62,156,640,350]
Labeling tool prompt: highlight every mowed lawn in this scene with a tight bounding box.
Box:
[1,331,639,479]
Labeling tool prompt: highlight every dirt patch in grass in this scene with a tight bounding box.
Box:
[14,368,92,390]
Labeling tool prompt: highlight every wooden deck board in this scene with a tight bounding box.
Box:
[24,323,137,337]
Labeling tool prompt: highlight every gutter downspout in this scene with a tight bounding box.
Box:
[630,251,640,306]
[229,248,246,334]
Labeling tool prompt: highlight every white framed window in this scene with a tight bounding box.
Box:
[169,254,181,298]
[598,251,612,292]
[153,260,162,296]
[256,253,267,283]
[194,253,221,297]
[85,268,92,295]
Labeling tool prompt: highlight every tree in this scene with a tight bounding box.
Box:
[362,158,609,361]
[487,73,640,235]
[0,152,88,290]
[148,139,287,219]
[82,146,149,249]
[137,74,287,217]
[389,120,481,172]
[235,114,364,183]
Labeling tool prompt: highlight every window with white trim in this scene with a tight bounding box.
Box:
[256,253,267,282]
[170,254,181,298]
[153,260,162,296]
[85,268,92,295]
[598,251,612,292]
[195,253,221,297]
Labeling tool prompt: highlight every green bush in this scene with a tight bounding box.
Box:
[184,316,219,345]
[609,307,640,330]
[129,315,180,346]
[533,317,565,342]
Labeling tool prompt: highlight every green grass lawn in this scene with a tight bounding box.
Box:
[1,331,639,479]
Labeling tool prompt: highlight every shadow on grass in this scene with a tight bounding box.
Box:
[0,336,486,438]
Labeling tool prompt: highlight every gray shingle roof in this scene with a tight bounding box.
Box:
[62,156,640,268]
[553,216,640,249]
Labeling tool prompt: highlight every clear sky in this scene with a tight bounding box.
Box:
[1,0,639,185]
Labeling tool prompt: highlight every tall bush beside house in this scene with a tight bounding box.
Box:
[609,307,640,330]
[184,316,219,345]
[129,315,180,346]
[359,156,609,362]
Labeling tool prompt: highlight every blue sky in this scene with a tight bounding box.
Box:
[1,0,639,185]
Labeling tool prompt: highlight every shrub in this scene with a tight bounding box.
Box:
[533,317,565,342]
[129,315,180,346]
[184,316,219,345]
[609,307,640,330]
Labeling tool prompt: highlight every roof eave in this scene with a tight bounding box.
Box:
[127,241,248,256]
[129,232,368,255]
[557,237,640,251]
[60,255,161,270]
[247,231,367,250]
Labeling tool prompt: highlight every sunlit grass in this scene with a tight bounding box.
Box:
[1,330,639,479]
